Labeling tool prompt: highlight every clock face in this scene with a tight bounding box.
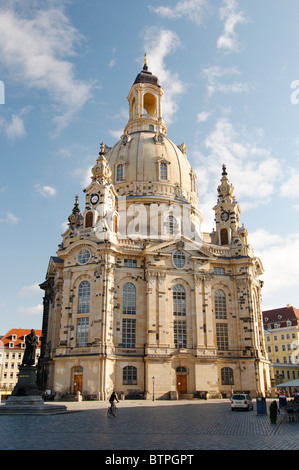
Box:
[90,193,99,205]
[221,211,229,222]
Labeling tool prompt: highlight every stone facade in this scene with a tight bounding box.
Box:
[40,60,271,399]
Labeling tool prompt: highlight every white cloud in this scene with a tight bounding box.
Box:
[7,212,20,224]
[194,116,282,211]
[34,184,56,197]
[143,27,184,124]
[61,220,68,232]
[19,304,43,315]
[150,0,208,25]
[0,107,32,140]
[19,283,40,297]
[0,3,93,131]
[197,111,212,122]
[0,212,20,224]
[109,128,124,140]
[280,169,299,199]
[72,165,93,188]
[217,0,249,53]
[248,229,284,251]
[5,114,26,140]
[250,230,299,301]
[202,65,252,97]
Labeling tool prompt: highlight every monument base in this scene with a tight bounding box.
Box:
[11,365,40,397]
[0,365,67,415]
[0,395,68,414]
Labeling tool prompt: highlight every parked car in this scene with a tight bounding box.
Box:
[231,393,253,411]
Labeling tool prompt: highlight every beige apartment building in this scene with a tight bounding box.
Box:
[263,306,299,387]
[40,61,270,400]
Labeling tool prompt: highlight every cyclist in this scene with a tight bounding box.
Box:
[109,391,119,412]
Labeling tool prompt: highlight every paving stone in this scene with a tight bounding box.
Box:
[0,399,298,450]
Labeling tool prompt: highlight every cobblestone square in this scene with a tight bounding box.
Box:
[0,399,298,451]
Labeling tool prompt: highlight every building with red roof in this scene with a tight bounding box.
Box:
[263,306,299,330]
[0,328,42,400]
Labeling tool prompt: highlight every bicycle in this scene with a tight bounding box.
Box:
[107,403,118,418]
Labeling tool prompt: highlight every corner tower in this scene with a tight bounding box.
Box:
[212,164,249,253]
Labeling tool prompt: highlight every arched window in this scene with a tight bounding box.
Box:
[221,367,234,385]
[78,280,90,314]
[116,164,124,182]
[165,215,175,234]
[123,365,137,385]
[215,289,227,319]
[85,211,93,228]
[123,282,136,315]
[173,284,186,316]
[165,215,180,236]
[173,250,186,268]
[220,228,229,245]
[143,93,156,114]
[160,162,168,180]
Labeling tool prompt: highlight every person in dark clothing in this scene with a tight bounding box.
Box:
[109,391,119,406]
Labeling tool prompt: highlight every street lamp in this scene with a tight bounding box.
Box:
[152,376,155,401]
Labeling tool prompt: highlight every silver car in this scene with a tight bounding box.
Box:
[231,393,253,411]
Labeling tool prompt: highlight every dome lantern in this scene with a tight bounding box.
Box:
[124,56,167,136]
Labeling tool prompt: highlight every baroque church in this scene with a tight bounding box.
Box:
[39,59,271,400]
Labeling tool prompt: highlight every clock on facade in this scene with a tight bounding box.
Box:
[221,211,229,222]
[90,193,99,205]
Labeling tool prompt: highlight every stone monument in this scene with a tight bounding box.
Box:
[0,329,67,414]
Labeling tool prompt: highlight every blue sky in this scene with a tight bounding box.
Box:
[0,0,299,335]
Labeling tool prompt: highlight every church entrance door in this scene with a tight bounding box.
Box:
[74,374,83,394]
[176,374,187,394]
[73,366,83,394]
[176,366,188,395]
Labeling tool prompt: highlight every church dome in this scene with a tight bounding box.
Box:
[106,131,198,206]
